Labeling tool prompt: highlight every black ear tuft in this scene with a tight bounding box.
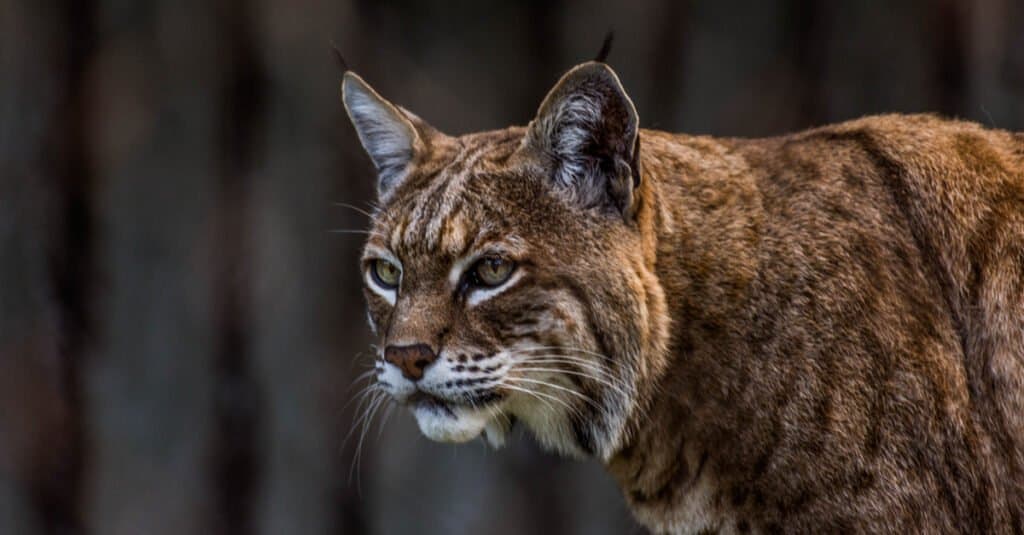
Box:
[594,31,614,63]
[330,40,349,73]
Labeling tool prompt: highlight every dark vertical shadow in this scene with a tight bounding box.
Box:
[649,0,690,128]
[331,6,374,535]
[211,2,265,534]
[1001,1,1024,93]
[43,0,97,532]
[520,0,565,119]
[790,0,829,126]
[932,0,968,118]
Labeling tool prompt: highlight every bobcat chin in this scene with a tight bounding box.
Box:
[342,59,1024,533]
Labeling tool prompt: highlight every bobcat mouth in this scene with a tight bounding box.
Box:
[408,391,457,417]
[407,390,507,444]
[407,390,504,415]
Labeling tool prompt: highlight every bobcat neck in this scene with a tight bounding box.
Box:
[606,131,762,532]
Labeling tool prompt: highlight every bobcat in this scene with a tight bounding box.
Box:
[341,59,1024,533]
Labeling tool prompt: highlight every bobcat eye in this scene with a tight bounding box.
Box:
[370,259,401,289]
[471,257,515,287]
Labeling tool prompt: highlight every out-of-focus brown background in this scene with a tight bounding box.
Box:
[1,0,1022,533]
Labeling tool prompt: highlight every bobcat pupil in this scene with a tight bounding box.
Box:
[470,257,514,288]
[371,259,400,288]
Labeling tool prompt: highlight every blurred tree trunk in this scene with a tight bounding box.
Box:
[0,0,91,533]
[248,1,365,533]
[966,0,1024,127]
[209,1,263,534]
[81,0,225,532]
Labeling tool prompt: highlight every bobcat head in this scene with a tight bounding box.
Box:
[343,62,669,460]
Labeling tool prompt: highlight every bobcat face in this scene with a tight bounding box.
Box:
[345,63,666,459]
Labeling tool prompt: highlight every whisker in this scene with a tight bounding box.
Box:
[507,376,602,412]
[344,368,379,391]
[343,384,384,445]
[516,358,616,385]
[516,355,609,375]
[339,379,375,411]
[498,382,575,416]
[501,377,593,416]
[510,349,611,368]
[332,201,377,219]
[499,409,514,429]
[376,402,397,440]
[345,390,380,489]
[350,390,388,486]
[341,380,382,413]
[328,229,387,238]
[513,345,616,362]
[512,366,631,399]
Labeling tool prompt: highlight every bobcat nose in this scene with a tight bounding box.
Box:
[384,344,438,381]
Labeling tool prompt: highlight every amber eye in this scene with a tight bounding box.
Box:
[472,257,515,287]
[370,259,401,289]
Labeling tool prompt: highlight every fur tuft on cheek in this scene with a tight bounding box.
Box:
[483,417,513,449]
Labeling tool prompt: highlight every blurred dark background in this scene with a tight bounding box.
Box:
[1,0,1022,534]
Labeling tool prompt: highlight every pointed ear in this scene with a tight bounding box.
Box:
[522,62,640,217]
[342,72,426,200]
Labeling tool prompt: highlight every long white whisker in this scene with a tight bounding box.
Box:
[510,350,611,368]
[346,389,380,488]
[512,366,631,399]
[501,378,592,418]
[343,384,384,446]
[508,376,602,411]
[516,359,616,385]
[376,402,397,440]
[499,382,575,415]
[516,356,609,375]
[342,380,382,414]
[516,357,625,384]
[328,229,387,237]
[333,201,377,219]
[513,345,616,362]
[350,390,388,486]
[343,369,379,395]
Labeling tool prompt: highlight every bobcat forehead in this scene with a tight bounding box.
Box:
[379,135,528,255]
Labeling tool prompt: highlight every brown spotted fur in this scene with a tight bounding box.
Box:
[342,62,1024,533]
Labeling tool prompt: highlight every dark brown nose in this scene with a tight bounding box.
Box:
[384,344,438,381]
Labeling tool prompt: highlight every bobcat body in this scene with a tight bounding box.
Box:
[342,61,1024,533]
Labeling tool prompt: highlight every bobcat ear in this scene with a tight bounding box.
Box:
[523,62,640,217]
[342,72,425,200]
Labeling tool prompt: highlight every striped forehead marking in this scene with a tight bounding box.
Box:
[398,142,494,252]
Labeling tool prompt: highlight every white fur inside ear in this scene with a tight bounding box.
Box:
[342,74,418,196]
[544,93,605,200]
[524,63,639,210]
